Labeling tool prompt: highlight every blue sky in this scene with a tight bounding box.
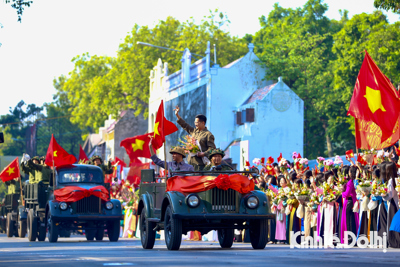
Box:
[0,0,398,116]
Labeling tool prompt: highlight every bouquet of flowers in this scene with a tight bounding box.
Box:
[316,157,325,168]
[376,150,391,164]
[266,189,276,199]
[307,193,320,210]
[377,182,388,197]
[278,158,289,173]
[178,135,200,154]
[295,184,311,201]
[357,180,373,194]
[323,159,334,171]
[323,182,339,202]
[334,155,343,165]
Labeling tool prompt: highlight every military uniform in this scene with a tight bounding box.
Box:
[21,156,40,184]
[202,148,233,171]
[177,118,216,170]
[5,179,20,194]
[27,160,51,184]
[90,156,113,176]
[150,147,194,172]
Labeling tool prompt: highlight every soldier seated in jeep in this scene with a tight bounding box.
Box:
[203,148,233,171]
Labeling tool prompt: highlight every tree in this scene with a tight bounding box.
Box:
[55,12,248,129]
[253,0,347,158]
[0,100,43,156]
[4,0,32,22]
[374,0,400,14]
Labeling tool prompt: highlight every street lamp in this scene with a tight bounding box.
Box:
[137,42,206,62]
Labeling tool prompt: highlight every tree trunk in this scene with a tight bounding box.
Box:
[322,121,333,157]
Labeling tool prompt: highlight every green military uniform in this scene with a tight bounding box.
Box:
[27,160,51,184]
[5,179,20,194]
[21,156,40,184]
[177,118,216,170]
[202,148,233,171]
[90,156,113,176]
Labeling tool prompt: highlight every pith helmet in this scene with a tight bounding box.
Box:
[32,156,40,162]
[208,148,225,160]
[169,147,186,158]
[91,155,103,164]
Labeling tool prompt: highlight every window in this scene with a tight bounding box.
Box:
[246,108,255,122]
[236,108,255,125]
[236,112,243,125]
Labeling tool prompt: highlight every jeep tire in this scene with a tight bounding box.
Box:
[27,209,37,242]
[218,228,234,248]
[249,219,268,249]
[6,213,13,238]
[107,220,119,242]
[95,229,104,241]
[164,205,182,250]
[47,210,58,243]
[140,207,156,249]
[18,219,27,238]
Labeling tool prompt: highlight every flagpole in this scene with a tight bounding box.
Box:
[354,117,359,156]
[18,157,25,206]
[164,144,167,179]
[52,159,56,188]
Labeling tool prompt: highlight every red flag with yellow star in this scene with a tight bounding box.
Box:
[0,157,20,182]
[45,134,77,167]
[152,100,178,150]
[120,133,155,160]
[347,51,400,142]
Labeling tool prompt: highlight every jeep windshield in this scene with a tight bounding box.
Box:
[58,170,103,184]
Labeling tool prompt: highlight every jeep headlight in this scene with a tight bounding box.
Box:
[105,201,114,210]
[246,196,259,209]
[186,194,200,208]
[59,202,68,211]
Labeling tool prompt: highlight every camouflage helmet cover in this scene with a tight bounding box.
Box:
[208,148,225,160]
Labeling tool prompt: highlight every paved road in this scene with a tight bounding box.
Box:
[0,234,399,266]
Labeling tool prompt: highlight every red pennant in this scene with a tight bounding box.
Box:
[78,144,89,163]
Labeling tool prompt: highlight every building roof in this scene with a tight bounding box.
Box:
[222,57,243,68]
[242,83,277,105]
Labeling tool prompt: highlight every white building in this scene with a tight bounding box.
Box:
[148,42,303,169]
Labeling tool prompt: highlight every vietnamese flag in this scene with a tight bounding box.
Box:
[45,134,77,167]
[0,158,20,182]
[267,156,274,164]
[347,51,400,142]
[356,154,367,166]
[120,133,155,160]
[277,153,283,163]
[78,144,89,163]
[152,100,178,150]
[345,149,355,160]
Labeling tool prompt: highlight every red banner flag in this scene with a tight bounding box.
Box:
[355,117,400,150]
[266,156,274,164]
[45,134,77,167]
[277,153,283,163]
[0,158,20,182]
[78,144,89,163]
[345,149,355,160]
[120,133,155,160]
[347,51,400,142]
[152,100,178,150]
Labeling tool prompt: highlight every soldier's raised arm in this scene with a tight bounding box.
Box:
[174,105,194,134]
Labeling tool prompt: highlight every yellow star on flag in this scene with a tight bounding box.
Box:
[6,167,15,176]
[131,139,145,152]
[364,86,386,113]
[154,122,160,137]
[54,151,58,157]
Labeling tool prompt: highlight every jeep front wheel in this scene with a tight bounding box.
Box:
[164,205,182,250]
[6,213,13,238]
[18,219,27,238]
[107,220,120,242]
[218,228,234,248]
[249,219,268,249]
[140,207,156,249]
[47,210,58,243]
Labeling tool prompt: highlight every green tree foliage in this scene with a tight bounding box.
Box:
[0,100,43,156]
[54,12,248,129]
[374,0,400,13]
[4,0,32,22]
[253,0,347,158]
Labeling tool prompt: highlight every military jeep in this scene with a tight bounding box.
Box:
[25,164,123,243]
[138,169,275,250]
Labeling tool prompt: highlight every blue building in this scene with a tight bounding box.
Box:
[148,42,304,169]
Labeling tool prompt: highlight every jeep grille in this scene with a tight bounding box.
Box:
[76,195,101,214]
[211,188,237,213]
